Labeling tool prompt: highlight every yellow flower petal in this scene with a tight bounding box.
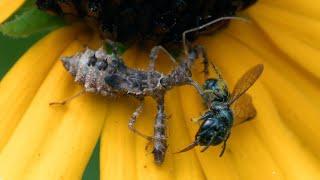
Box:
[1,0,320,179]
[0,30,104,179]
[0,25,82,151]
[248,4,320,80]
[259,0,320,19]
[0,0,25,23]
[99,47,139,179]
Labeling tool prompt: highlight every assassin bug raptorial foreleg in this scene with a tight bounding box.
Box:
[149,46,178,71]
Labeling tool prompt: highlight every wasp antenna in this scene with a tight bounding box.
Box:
[174,141,199,154]
[200,145,211,152]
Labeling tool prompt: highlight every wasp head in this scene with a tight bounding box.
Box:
[203,78,229,103]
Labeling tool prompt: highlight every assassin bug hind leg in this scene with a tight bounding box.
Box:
[153,96,168,165]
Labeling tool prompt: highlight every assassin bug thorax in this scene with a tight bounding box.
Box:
[50,17,256,164]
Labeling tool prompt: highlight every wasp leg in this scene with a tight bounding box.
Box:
[149,46,177,71]
[152,96,168,165]
[219,133,230,157]
[128,100,153,141]
[49,90,86,106]
[200,133,216,152]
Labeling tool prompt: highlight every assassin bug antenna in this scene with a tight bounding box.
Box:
[182,16,250,56]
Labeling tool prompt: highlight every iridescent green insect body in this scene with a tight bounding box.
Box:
[178,63,264,155]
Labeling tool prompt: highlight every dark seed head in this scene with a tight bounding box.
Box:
[37,0,258,45]
[36,0,62,15]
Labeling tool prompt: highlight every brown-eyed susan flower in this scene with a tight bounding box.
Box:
[1,0,320,179]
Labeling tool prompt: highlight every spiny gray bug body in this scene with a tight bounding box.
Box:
[62,47,162,97]
[55,17,259,164]
[60,44,210,164]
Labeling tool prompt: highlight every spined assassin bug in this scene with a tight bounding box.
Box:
[50,16,254,164]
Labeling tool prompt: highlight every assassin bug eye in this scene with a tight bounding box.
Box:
[96,60,108,71]
[87,56,97,66]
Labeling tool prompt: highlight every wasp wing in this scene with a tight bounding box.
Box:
[231,93,256,126]
[228,64,264,105]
